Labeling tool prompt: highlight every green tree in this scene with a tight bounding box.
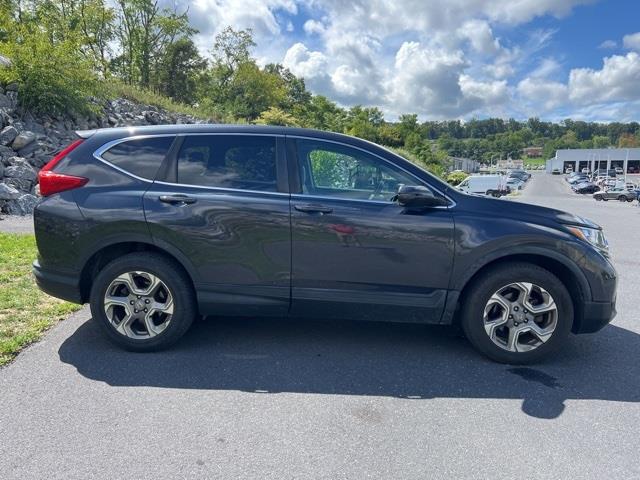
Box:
[156,37,205,104]
[114,0,194,86]
[0,23,101,114]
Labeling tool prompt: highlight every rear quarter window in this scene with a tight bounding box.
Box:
[101,136,174,180]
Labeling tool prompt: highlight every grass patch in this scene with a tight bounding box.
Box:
[0,233,81,366]
[524,157,547,167]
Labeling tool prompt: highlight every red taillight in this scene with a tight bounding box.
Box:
[38,171,88,196]
[39,139,88,196]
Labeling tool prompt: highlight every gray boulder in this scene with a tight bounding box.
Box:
[0,182,20,200]
[4,177,34,192]
[11,130,36,150]
[0,145,14,160]
[29,154,50,169]
[17,141,41,158]
[6,193,39,215]
[0,125,18,145]
[4,159,37,183]
[0,93,12,108]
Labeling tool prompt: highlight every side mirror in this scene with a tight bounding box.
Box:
[395,185,448,208]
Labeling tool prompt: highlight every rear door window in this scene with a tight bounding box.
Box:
[176,135,277,192]
[101,136,174,180]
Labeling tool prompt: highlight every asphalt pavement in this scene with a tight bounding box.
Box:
[1,173,639,479]
[0,215,35,234]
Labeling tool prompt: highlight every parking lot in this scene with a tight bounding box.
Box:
[1,172,639,479]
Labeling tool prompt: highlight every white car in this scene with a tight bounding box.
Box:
[457,175,509,197]
[615,167,624,175]
[582,168,590,174]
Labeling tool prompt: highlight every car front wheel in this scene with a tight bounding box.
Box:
[460,262,573,364]
[89,252,197,351]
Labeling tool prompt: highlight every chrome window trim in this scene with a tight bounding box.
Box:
[291,193,454,209]
[287,134,456,209]
[92,131,455,208]
[153,180,290,197]
[93,134,179,183]
[93,132,285,183]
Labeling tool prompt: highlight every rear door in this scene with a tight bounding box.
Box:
[144,133,291,316]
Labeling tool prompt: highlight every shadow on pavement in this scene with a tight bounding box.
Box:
[58,316,640,419]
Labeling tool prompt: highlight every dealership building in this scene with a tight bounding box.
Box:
[546,148,640,174]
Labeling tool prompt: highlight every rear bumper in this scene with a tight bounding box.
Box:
[32,260,84,304]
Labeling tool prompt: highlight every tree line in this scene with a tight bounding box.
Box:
[1,0,639,174]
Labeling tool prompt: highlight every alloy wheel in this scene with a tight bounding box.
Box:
[483,282,558,353]
[103,271,174,339]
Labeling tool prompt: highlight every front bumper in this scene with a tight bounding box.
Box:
[575,299,617,333]
[33,260,84,304]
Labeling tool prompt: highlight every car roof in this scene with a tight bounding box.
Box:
[76,123,400,161]
[78,124,360,143]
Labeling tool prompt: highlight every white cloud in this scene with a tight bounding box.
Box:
[530,58,562,79]
[599,39,617,49]
[459,75,509,108]
[186,0,297,51]
[457,20,500,55]
[303,19,325,35]
[385,42,468,117]
[283,42,329,79]
[569,52,640,104]
[622,32,640,51]
[517,78,568,111]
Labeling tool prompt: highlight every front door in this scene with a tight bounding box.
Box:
[288,137,455,323]
[144,133,291,316]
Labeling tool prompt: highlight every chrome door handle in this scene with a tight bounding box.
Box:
[159,194,197,205]
[294,204,333,214]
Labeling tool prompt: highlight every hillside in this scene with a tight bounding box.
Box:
[0,87,201,215]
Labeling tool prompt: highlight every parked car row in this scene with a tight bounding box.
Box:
[564,171,639,203]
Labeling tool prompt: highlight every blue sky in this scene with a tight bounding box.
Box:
[180,0,640,122]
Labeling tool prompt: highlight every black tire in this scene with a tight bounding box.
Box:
[89,252,197,352]
[594,195,602,201]
[627,197,634,203]
[460,262,573,364]
[618,196,627,202]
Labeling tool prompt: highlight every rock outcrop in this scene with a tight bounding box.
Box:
[0,90,203,215]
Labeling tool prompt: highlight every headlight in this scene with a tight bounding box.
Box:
[566,225,609,253]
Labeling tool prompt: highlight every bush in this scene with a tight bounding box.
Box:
[0,27,103,115]
[255,106,300,126]
[446,171,469,185]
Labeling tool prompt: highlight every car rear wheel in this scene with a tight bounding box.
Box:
[460,262,573,364]
[594,195,602,201]
[89,252,197,351]
[618,195,627,202]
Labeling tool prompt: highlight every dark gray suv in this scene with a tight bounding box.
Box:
[33,125,617,363]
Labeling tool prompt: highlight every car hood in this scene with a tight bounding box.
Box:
[459,194,602,230]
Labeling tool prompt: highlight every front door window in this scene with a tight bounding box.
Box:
[297,140,418,202]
